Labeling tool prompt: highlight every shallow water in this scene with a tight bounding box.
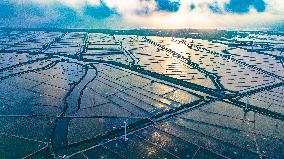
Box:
[0,29,283,159]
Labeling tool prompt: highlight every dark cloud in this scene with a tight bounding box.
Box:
[132,0,181,16]
[225,0,266,14]
[156,0,180,12]
[0,2,16,19]
[52,5,82,26]
[208,3,223,14]
[84,3,117,19]
[22,5,45,17]
[189,4,195,11]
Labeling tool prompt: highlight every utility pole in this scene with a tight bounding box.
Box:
[245,96,249,111]
[124,121,128,141]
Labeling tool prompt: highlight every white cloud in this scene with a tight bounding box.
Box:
[114,0,284,29]
[265,0,284,15]
[103,0,157,15]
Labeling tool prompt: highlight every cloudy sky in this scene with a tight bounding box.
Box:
[0,0,283,30]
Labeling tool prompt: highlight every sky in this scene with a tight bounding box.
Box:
[0,0,283,30]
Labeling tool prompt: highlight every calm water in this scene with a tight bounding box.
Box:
[0,29,283,159]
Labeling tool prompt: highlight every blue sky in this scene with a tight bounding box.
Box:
[0,0,283,30]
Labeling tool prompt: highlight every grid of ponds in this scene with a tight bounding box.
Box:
[0,30,283,159]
